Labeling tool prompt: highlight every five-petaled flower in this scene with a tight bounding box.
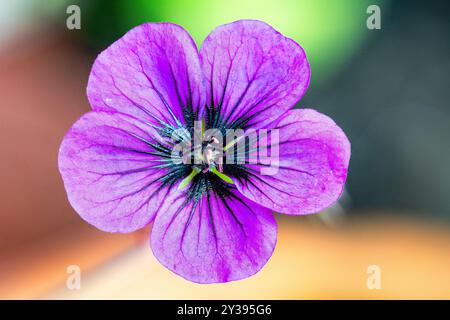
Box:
[58,20,350,283]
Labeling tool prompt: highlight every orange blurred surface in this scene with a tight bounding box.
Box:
[2,215,450,299]
[0,29,91,253]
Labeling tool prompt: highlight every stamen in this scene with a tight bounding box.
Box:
[201,117,205,139]
[223,135,245,152]
[210,166,234,185]
[178,167,201,190]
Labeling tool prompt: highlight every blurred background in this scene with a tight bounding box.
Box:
[1,0,450,299]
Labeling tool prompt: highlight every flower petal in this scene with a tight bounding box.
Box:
[58,111,173,232]
[88,23,205,126]
[200,20,310,129]
[150,188,277,283]
[235,109,351,215]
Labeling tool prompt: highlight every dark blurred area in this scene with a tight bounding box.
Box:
[0,0,449,299]
[304,0,450,218]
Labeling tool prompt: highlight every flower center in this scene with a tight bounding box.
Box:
[153,106,252,198]
[178,135,233,190]
[187,136,222,169]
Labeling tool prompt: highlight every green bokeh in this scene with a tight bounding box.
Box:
[75,0,384,84]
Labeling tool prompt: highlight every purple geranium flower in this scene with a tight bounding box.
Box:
[58,20,350,283]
